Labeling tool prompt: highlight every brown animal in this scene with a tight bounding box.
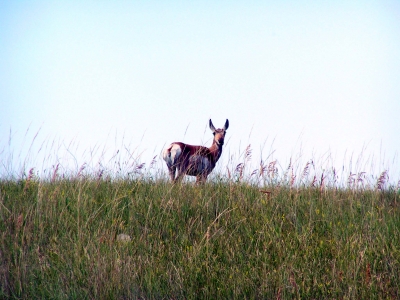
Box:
[163,119,229,183]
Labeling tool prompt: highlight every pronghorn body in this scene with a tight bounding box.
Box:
[163,119,229,183]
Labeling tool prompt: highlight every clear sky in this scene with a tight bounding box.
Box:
[1,1,399,182]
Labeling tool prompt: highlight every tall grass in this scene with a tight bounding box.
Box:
[0,131,399,298]
[1,178,399,299]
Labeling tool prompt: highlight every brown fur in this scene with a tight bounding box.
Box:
[163,119,229,183]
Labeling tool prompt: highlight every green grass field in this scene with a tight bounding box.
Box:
[1,175,399,299]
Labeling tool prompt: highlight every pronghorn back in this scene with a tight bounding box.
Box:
[163,119,229,183]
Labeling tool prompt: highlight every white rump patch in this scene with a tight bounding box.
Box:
[163,144,182,167]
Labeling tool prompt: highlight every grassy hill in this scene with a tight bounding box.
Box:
[1,176,399,299]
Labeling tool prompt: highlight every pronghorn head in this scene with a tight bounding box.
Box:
[209,119,229,147]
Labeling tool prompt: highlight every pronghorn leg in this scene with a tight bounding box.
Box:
[195,176,202,184]
[175,168,185,183]
[167,165,176,182]
[196,174,207,184]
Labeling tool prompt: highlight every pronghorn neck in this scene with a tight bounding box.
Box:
[210,139,223,162]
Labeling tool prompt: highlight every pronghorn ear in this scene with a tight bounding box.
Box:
[223,119,229,131]
[209,119,216,133]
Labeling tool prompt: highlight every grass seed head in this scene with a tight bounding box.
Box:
[244,144,252,163]
[376,170,389,191]
[51,163,59,182]
[302,161,310,179]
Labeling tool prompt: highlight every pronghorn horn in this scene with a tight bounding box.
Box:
[223,119,229,131]
[209,119,216,133]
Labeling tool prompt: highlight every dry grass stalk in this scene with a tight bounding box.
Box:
[235,163,244,181]
[259,160,267,177]
[276,287,282,300]
[268,160,277,179]
[289,270,298,291]
[226,167,231,180]
[23,168,35,193]
[332,168,338,187]
[348,173,356,189]
[244,144,252,163]
[97,169,104,180]
[205,226,211,244]
[135,163,146,173]
[290,169,296,188]
[27,168,35,181]
[357,172,366,189]
[51,163,59,182]
[149,155,157,169]
[320,172,326,193]
[302,161,311,179]
[311,175,317,187]
[286,159,292,172]
[77,163,86,177]
[16,213,24,231]
[376,170,388,191]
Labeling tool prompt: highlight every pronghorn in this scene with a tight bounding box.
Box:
[163,119,229,183]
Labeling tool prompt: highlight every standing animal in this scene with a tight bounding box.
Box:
[163,119,229,183]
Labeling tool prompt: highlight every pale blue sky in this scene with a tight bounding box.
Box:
[1,1,399,181]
